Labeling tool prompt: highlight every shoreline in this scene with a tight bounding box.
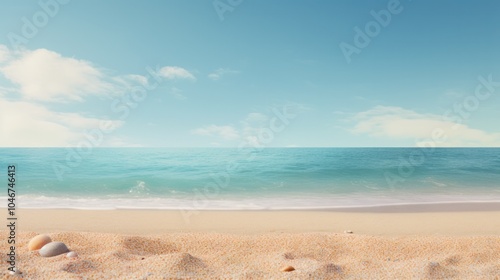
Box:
[324,201,500,212]
[15,205,500,236]
[8,200,500,212]
[9,193,500,210]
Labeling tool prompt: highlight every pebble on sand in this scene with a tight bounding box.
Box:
[67,251,79,258]
[28,234,52,251]
[281,265,295,272]
[344,230,353,234]
[39,242,70,257]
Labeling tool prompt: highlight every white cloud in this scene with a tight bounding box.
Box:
[123,74,149,87]
[191,125,240,140]
[0,99,123,147]
[158,66,195,80]
[351,106,500,147]
[0,45,196,104]
[0,45,199,147]
[0,45,9,63]
[208,68,238,81]
[0,86,16,98]
[1,48,114,102]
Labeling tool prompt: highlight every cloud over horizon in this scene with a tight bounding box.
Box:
[0,99,124,147]
[0,45,196,147]
[1,47,114,102]
[350,106,500,147]
[158,66,196,80]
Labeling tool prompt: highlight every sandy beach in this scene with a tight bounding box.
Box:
[2,204,500,279]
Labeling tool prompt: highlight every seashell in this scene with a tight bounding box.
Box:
[39,242,69,257]
[66,251,78,258]
[344,230,353,234]
[28,234,52,251]
[281,265,295,272]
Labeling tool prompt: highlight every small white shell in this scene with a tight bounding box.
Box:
[66,251,79,258]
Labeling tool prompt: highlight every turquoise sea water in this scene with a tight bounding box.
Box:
[1,148,499,209]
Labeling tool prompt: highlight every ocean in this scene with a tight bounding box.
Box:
[1,148,499,210]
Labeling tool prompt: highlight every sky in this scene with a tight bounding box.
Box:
[0,0,499,147]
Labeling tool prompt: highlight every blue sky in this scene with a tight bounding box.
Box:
[0,0,499,147]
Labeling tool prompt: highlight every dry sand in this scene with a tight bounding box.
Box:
[1,206,500,279]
